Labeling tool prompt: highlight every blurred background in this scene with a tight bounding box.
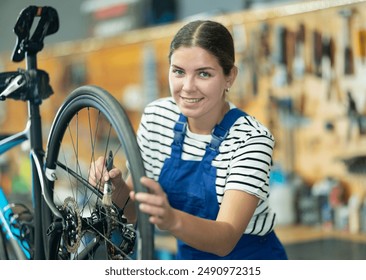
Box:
[0,0,298,53]
[1,0,366,259]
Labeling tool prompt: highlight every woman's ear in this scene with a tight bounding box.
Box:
[227,66,238,88]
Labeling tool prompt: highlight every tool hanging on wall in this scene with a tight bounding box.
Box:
[248,29,259,97]
[339,9,355,75]
[293,23,306,80]
[353,8,366,64]
[356,28,366,63]
[346,90,366,141]
[272,25,289,87]
[323,35,341,102]
[259,22,273,76]
[312,30,323,77]
[285,28,296,84]
[273,24,297,87]
[232,23,248,107]
[232,24,261,103]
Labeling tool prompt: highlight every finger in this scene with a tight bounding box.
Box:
[129,191,136,201]
[149,216,162,225]
[88,168,101,186]
[140,176,164,195]
[130,191,160,224]
[134,191,166,208]
[89,156,108,187]
[89,157,104,178]
[139,203,164,217]
[94,156,111,181]
[109,168,120,179]
[93,156,105,172]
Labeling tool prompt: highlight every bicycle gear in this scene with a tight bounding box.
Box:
[61,197,82,253]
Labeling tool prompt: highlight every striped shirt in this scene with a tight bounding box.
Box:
[137,97,276,235]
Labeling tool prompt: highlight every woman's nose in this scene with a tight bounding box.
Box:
[182,76,196,92]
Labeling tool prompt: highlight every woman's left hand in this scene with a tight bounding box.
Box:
[129,176,178,231]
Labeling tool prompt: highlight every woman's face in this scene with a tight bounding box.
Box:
[169,46,235,126]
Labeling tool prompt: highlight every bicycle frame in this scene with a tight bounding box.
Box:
[0,64,65,260]
[0,83,46,260]
[0,6,61,259]
[0,187,31,259]
[0,126,30,259]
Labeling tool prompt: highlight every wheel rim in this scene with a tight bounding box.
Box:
[44,87,153,260]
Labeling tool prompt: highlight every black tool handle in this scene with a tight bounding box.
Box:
[106,151,113,172]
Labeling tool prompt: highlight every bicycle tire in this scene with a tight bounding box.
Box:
[43,85,154,260]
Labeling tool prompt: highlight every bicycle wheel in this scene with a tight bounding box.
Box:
[43,85,154,260]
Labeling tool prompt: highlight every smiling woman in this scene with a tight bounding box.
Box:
[89,19,288,260]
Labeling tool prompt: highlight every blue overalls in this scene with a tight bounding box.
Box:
[158,108,288,260]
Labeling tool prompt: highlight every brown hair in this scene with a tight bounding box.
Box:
[169,20,235,75]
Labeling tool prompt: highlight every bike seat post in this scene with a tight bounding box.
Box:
[26,51,37,72]
[10,6,59,260]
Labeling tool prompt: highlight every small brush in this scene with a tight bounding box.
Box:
[102,150,113,206]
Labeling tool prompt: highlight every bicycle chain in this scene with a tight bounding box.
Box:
[103,205,136,260]
[104,205,124,259]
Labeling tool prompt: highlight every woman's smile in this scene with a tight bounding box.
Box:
[181,96,204,103]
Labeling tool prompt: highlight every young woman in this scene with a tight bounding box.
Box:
[89,20,288,260]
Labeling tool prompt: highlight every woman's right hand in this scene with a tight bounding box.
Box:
[89,156,136,220]
[88,156,124,192]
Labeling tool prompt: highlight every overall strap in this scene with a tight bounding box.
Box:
[172,108,247,160]
[208,108,247,151]
[173,113,187,145]
[171,113,187,159]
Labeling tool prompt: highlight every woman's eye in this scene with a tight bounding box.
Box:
[199,71,211,78]
[172,69,184,76]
